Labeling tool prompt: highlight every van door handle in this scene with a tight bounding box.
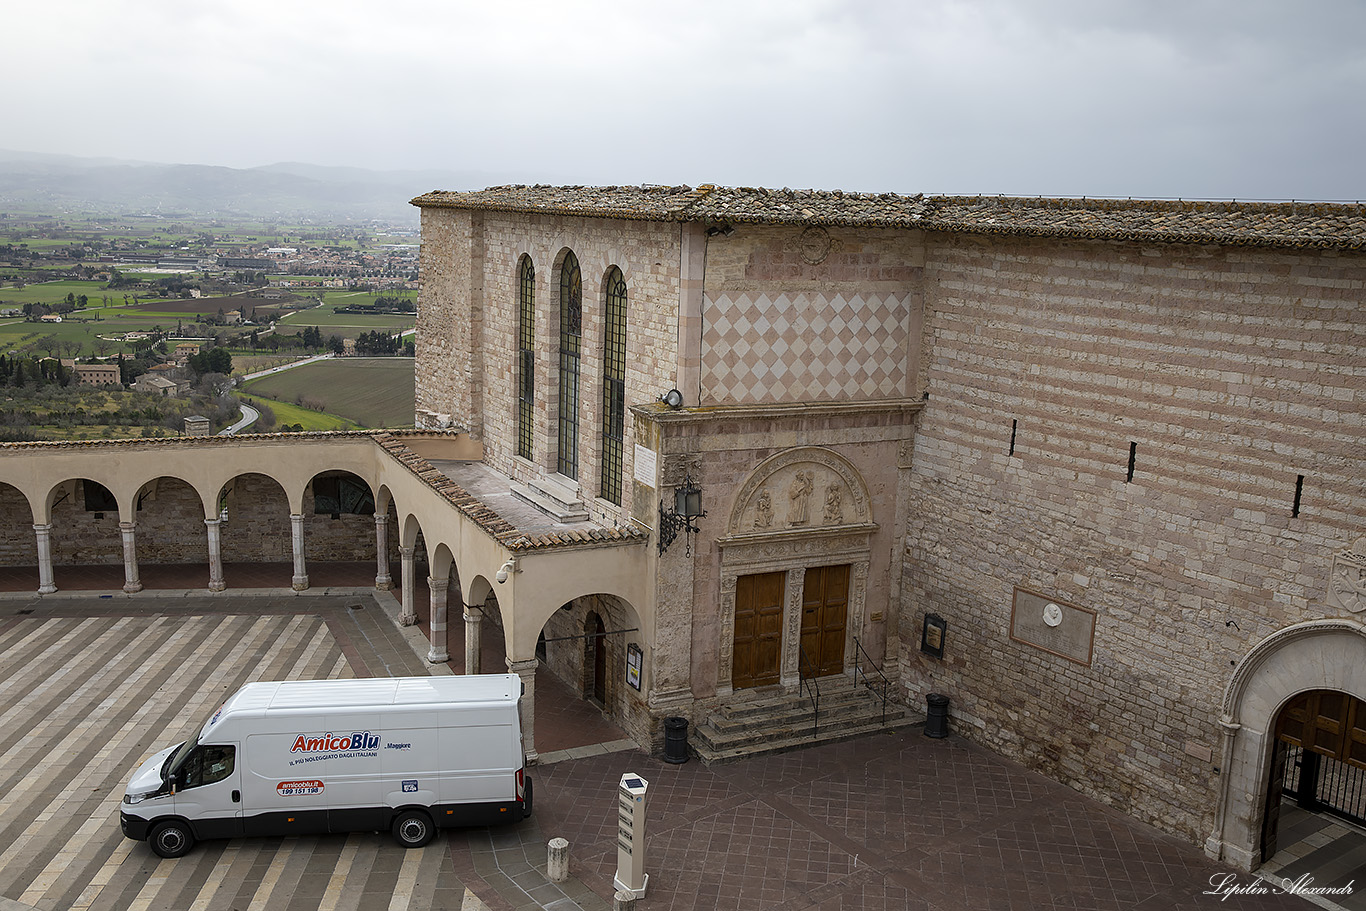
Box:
[232,790,241,803]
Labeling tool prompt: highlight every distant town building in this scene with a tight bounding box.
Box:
[74,365,119,387]
[132,375,181,397]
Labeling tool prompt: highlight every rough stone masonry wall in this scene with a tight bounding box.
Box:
[49,480,122,564]
[470,212,683,514]
[416,208,478,431]
[0,484,36,564]
[302,482,380,562]
[900,234,1366,846]
[134,478,208,563]
[221,474,291,562]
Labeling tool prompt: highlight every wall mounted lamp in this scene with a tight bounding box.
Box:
[660,388,683,409]
[658,473,707,556]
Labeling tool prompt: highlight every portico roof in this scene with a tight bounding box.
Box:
[411,184,1366,250]
[375,434,644,551]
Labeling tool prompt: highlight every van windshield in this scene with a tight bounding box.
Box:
[165,735,201,779]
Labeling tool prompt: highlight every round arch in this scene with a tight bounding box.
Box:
[134,476,209,564]
[1209,619,1366,870]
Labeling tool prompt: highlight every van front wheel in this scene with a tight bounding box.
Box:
[392,810,434,848]
[149,820,195,858]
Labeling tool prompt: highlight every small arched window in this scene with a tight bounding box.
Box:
[516,256,535,461]
[557,251,582,479]
[600,267,627,505]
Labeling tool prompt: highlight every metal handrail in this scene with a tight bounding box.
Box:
[798,644,821,739]
[852,635,889,725]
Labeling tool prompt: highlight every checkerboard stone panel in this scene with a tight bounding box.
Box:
[701,291,911,403]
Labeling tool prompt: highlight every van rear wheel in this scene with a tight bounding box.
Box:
[149,820,195,858]
[392,810,434,848]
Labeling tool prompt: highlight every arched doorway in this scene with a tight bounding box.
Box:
[1210,619,1366,870]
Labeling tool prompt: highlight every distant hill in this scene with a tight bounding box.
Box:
[0,150,500,223]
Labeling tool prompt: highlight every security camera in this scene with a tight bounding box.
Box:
[496,559,516,584]
[496,568,508,584]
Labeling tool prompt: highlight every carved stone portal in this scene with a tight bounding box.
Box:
[716,447,878,695]
[727,447,871,537]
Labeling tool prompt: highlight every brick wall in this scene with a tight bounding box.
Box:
[900,234,1366,843]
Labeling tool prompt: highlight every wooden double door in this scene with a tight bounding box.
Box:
[732,565,849,689]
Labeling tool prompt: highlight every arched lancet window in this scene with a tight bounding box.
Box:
[516,256,535,461]
[600,267,627,505]
[557,251,582,479]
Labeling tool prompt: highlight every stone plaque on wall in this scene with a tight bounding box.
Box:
[1010,587,1096,665]
[633,444,657,489]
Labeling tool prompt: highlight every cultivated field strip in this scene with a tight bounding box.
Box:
[0,612,475,911]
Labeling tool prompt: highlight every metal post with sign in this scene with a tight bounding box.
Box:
[614,773,649,897]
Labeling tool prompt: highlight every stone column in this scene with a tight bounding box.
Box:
[463,607,482,675]
[399,545,416,626]
[33,524,57,595]
[205,519,226,592]
[780,566,806,689]
[374,514,391,590]
[290,514,309,591]
[119,521,142,594]
[508,657,538,764]
[427,575,449,664]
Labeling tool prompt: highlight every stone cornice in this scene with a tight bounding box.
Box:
[631,398,924,425]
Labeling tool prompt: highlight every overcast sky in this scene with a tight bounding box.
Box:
[11,0,1364,200]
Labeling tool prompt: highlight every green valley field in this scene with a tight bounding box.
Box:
[241,358,414,429]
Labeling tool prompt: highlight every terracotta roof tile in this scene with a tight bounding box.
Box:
[412,185,1366,249]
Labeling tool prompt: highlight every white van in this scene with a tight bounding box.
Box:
[120,674,531,857]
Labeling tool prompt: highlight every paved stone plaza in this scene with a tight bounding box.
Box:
[0,590,1328,910]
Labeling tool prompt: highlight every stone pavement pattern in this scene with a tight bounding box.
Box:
[0,592,1324,910]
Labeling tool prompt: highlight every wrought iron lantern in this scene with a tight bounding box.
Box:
[658,474,707,555]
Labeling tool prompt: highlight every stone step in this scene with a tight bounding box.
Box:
[695,703,909,751]
[710,685,880,723]
[690,684,917,763]
[691,714,922,765]
[705,692,895,736]
[509,476,590,522]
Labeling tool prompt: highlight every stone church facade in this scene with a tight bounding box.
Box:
[409,186,1365,870]
[0,186,1361,872]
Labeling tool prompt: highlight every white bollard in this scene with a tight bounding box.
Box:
[614,773,649,897]
[547,837,570,883]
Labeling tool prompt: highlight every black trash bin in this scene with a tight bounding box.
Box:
[663,716,690,764]
[925,693,950,738]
